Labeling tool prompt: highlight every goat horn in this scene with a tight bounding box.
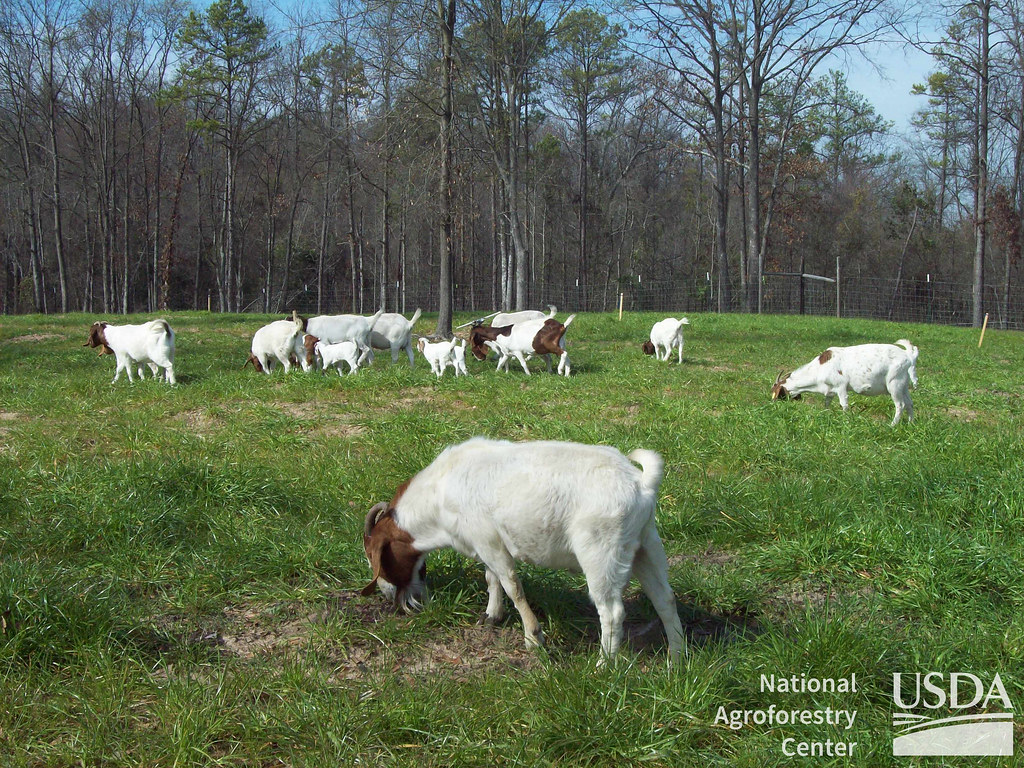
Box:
[774,370,785,385]
[363,502,388,538]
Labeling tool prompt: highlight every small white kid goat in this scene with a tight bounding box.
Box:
[305,308,383,366]
[447,338,469,376]
[85,319,176,384]
[361,437,685,660]
[417,337,458,378]
[316,339,361,375]
[772,339,919,425]
[649,317,690,364]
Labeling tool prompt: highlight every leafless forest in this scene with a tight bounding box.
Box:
[2,0,1023,330]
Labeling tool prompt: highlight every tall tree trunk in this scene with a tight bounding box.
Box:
[435,0,457,337]
[973,0,990,328]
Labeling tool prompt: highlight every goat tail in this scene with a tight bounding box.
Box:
[629,449,664,500]
[562,313,577,328]
[368,307,385,330]
[409,307,423,325]
[895,339,918,360]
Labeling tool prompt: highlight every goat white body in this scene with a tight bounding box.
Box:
[250,319,309,374]
[316,339,361,375]
[417,337,458,378]
[491,305,556,328]
[365,438,683,659]
[485,315,575,376]
[93,320,176,384]
[649,317,690,363]
[368,309,422,366]
[775,340,919,425]
[307,309,383,365]
[446,339,469,376]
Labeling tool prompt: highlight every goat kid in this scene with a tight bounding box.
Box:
[316,339,361,375]
[649,317,690,364]
[417,337,458,378]
[305,308,383,366]
[772,339,919,425]
[85,319,176,384]
[368,308,422,367]
[482,315,576,376]
[446,338,469,376]
[361,437,685,660]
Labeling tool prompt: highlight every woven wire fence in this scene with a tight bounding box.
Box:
[280,274,1024,330]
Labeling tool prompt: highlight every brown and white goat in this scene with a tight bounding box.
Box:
[772,340,919,425]
[361,437,685,660]
[482,315,576,376]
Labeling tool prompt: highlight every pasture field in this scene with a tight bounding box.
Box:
[0,310,1022,767]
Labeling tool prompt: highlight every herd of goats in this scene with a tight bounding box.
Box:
[82,304,920,427]
[79,305,922,660]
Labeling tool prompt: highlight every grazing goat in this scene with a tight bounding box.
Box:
[368,309,422,367]
[85,319,176,384]
[417,337,458,378]
[491,305,556,328]
[772,339,919,425]
[305,308,383,366]
[483,315,576,376]
[361,437,685,660]
[316,339,361,375]
[649,317,690,364]
[246,315,312,374]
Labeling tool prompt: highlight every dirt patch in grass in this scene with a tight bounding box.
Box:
[175,589,737,680]
[669,546,737,568]
[176,409,217,433]
[5,333,66,344]
[945,406,981,422]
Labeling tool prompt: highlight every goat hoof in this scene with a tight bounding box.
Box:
[476,613,499,627]
[525,628,545,648]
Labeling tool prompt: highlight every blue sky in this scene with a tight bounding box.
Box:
[839,43,936,135]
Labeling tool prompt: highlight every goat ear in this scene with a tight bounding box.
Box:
[361,534,384,595]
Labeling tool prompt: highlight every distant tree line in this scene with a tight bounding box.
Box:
[2,0,1023,331]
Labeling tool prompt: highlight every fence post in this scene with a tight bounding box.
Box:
[835,256,841,318]
[618,292,624,321]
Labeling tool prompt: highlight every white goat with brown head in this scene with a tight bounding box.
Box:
[772,339,919,425]
[360,437,685,661]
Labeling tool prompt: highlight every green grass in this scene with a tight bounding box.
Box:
[0,310,1022,766]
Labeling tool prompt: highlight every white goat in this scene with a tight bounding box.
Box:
[368,308,422,367]
[361,437,685,660]
[316,339,361,375]
[246,316,310,374]
[649,317,690,364]
[482,315,576,376]
[491,305,556,328]
[417,337,458,378]
[446,338,469,376]
[306,308,383,365]
[85,319,176,384]
[772,339,919,425]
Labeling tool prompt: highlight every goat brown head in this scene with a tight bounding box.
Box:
[469,323,512,361]
[771,371,801,401]
[361,482,426,611]
[84,322,114,355]
[243,353,265,372]
[642,340,656,356]
[302,334,319,367]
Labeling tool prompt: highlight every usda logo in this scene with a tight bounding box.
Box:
[892,673,1014,756]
